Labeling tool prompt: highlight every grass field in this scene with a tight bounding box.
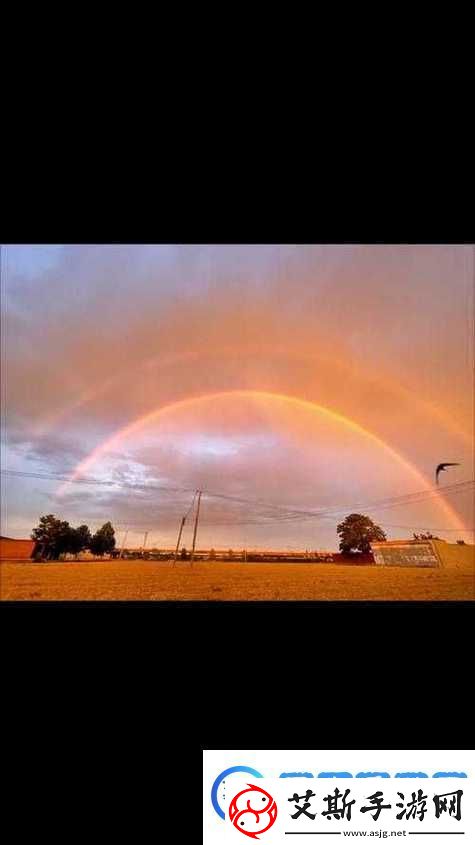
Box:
[1,559,474,600]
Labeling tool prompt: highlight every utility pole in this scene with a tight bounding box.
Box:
[119,528,128,559]
[173,516,186,567]
[190,490,202,565]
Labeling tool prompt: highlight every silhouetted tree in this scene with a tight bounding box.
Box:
[180,546,188,560]
[337,513,386,554]
[67,524,92,556]
[90,522,116,556]
[31,514,72,560]
[209,548,216,560]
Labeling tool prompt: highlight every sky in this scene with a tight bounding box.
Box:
[1,244,474,550]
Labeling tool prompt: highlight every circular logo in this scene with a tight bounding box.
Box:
[211,766,264,820]
[229,783,278,839]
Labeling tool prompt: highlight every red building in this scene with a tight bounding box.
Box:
[0,536,37,560]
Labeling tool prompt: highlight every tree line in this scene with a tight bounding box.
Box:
[31,514,116,560]
[31,511,452,562]
[31,512,388,560]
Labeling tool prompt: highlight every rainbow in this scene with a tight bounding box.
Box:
[57,389,467,532]
[33,345,472,448]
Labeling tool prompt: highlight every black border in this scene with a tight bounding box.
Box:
[1,600,474,608]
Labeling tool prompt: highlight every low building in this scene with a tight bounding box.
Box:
[0,536,37,561]
[431,538,475,570]
[371,538,474,568]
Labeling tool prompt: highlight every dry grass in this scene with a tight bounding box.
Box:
[1,559,474,600]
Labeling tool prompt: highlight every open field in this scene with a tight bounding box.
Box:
[1,559,474,600]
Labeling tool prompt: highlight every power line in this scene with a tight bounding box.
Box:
[2,468,473,526]
[1,468,195,496]
[30,512,473,532]
[368,524,474,532]
[186,482,475,526]
[3,467,473,506]
[1,467,473,524]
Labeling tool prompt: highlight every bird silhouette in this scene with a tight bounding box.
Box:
[435,462,460,484]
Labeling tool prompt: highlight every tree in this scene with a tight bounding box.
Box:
[31,516,94,559]
[180,546,188,560]
[67,524,92,557]
[89,522,116,556]
[209,548,216,560]
[31,514,72,560]
[413,532,440,540]
[337,513,387,555]
[76,524,92,551]
[89,534,104,556]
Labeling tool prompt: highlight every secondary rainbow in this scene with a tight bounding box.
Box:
[56,390,467,533]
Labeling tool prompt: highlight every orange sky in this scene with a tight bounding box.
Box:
[2,245,473,549]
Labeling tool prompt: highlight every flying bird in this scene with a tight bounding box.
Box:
[435,462,460,484]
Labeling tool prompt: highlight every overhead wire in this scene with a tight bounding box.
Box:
[1,468,473,531]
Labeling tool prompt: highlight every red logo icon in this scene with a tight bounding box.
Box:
[229,783,278,839]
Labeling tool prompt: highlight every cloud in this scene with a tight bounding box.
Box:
[2,245,473,546]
